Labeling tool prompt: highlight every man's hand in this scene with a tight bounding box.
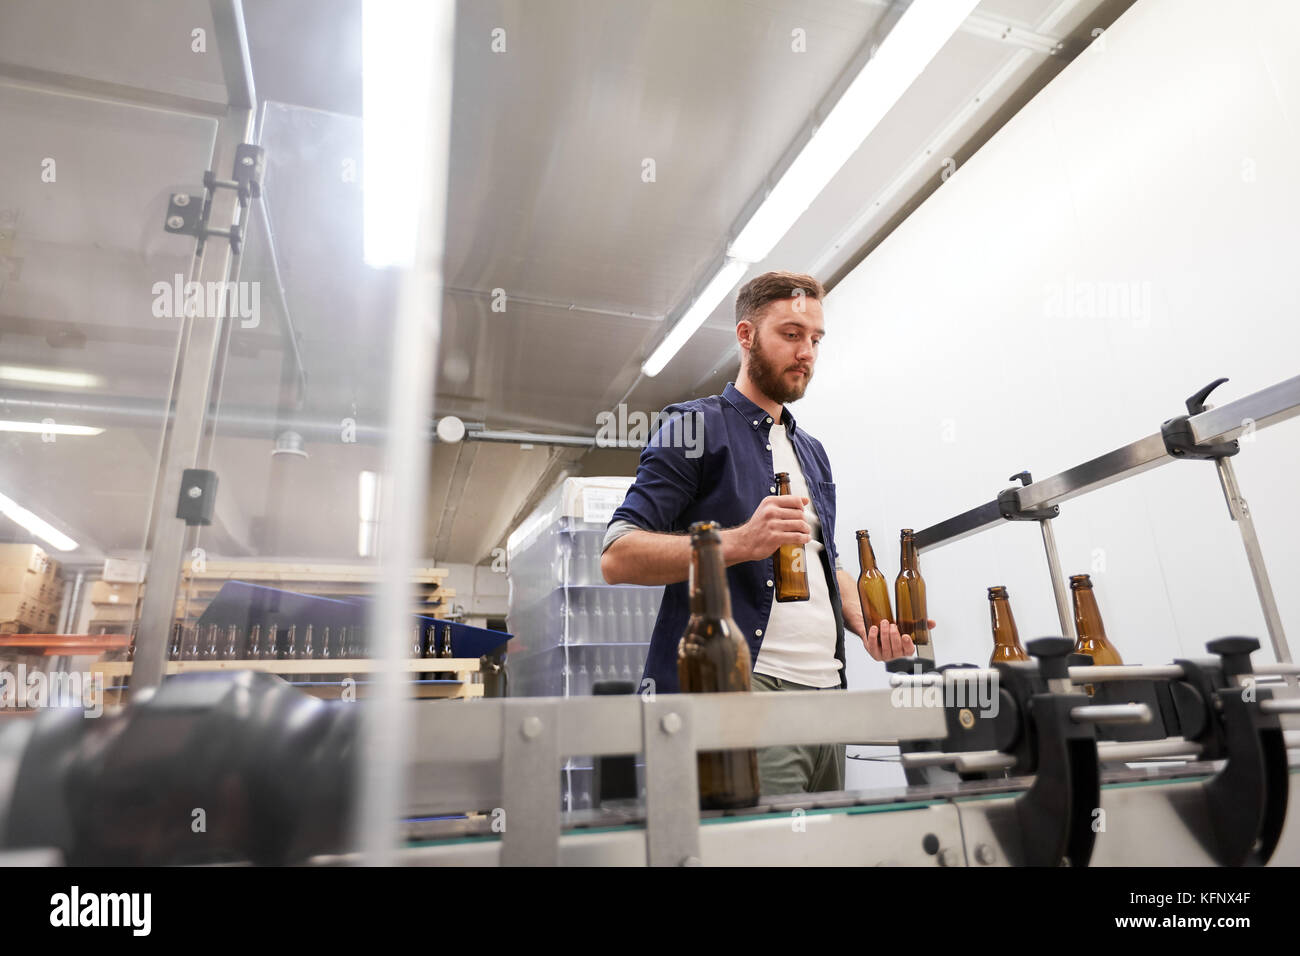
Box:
[863,619,939,661]
[723,494,810,565]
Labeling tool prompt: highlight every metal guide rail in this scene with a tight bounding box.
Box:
[912,376,1300,665]
[2,637,1297,866]
[395,636,1300,866]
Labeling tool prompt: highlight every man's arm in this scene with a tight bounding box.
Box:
[601,494,812,586]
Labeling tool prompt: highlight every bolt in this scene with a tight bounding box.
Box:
[166,216,185,229]
[521,716,541,739]
[938,848,961,867]
[172,193,190,206]
[660,712,682,735]
[959,708,975,729]
[186,486,202,498]
[974,843,997,865]
[240,155,254,166]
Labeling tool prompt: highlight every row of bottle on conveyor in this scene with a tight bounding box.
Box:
[854,529,1122,669]
[161,621,458,668]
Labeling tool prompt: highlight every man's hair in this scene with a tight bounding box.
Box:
[734,271,825,327]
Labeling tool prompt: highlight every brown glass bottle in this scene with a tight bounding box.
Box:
[1071,574,1122,666]
[894,529,931,646]
[855,530,892,633]
[678,521,760,810]
[987,586,1029,664]
[771,472,810,602]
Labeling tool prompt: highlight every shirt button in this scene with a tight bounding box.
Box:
[766,417,772,423]
[752,420,758,426]
[766,579,773,587]
[766,444,772,450]
[769,486,776,493]
[755,629,763,637]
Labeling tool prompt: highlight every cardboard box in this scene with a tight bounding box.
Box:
[0,543,56,575]
[90,581,143,605]
[84,604,135,623]
[0,594,59,631]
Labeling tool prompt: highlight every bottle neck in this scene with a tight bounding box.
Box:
[1074,587,1107,641]
[990,597,1020,646]
[695,539,732,620]
[776,477,791,495]
[899,537,918,572]
[688,549,704,616]
[857,536,878,572]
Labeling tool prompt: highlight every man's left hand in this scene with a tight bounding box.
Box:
[862,619,938,662]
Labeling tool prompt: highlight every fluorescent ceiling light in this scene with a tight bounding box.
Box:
[727,0,980,263]
[0,365,102,389]
[641,259,750,378]
[358,470,381,557]
[0,491,78,552]
[0,420,104,436]
[361,0,449,269]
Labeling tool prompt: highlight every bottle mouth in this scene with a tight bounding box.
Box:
[988,586,1007,597]
[855,530,870,538]
[1069,574,1092,588]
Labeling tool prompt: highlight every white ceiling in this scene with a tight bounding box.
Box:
[0,0,1136,569]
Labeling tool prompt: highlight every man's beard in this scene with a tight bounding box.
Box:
[747,330,813,404]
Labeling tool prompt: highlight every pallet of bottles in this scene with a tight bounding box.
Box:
[90,657,484,701]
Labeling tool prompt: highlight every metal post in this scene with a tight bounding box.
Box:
[1213,456,1293,670]
[1039,519,1076,642]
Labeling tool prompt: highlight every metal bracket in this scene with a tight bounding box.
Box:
[164,143,265,254]
[641,695,701,867]
[500,699,561,866]
[1199,637,1289,866]
[997,471,1059,521]
[175,468,218,526]
[1013,638,1099,867]
[1161,378,1241,460]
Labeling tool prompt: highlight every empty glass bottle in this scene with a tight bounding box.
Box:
[894,529,931,646]
[677,520,760,810]
[987,586,1029,664]
[772,473,810,602]
[855,530,893,634]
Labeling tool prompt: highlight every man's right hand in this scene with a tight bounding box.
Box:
[724,494,811,564]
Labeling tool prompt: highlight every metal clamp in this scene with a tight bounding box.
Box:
[164,143,265,254]
[1160,378,1240,460]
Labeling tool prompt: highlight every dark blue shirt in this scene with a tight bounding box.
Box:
[609,382,846,695]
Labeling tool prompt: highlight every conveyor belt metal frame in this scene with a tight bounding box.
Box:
[913,375,1300,669]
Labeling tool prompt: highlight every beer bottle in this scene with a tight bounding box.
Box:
[1071,574,1122,666]
[772,472,810,602]
[678,520,760,809]
[855,531,893,634]
[894,529,931,646]
[987,586,1029,664]
[438,622,455,682]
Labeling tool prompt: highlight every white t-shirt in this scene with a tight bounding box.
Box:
[753,421,842,688]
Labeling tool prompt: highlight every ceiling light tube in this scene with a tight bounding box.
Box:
[361,0,448,269]
[641,258,750,378]
[0,491,78,551]
[727,0,980,263]
[0,365,102,389]
[0,420,105,436]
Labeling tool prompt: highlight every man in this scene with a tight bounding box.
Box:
[601,270,931,796]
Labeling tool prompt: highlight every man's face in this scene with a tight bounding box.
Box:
[741,296,824,404]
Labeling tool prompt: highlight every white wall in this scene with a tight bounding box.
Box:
[798,0,1300,788]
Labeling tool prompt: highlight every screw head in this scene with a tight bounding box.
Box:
[958,708,975,729]
[172,193,190,206]
[166,215,185,229]
[975,843,997,865]
[240,155,254,166]
[660,712,682,735]
[938,848,961,867]
[521,716,542,739]
[186,486,202,499]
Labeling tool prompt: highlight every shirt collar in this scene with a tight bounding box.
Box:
[722,382,797,434]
